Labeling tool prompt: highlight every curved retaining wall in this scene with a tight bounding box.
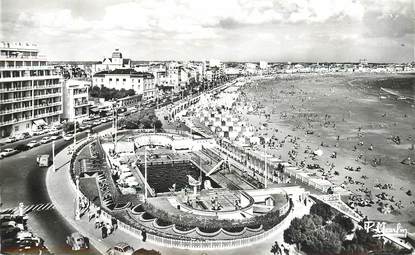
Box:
[70,137,294,250]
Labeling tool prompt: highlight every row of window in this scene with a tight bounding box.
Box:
[0,60,47,68]
[95,78,149,83]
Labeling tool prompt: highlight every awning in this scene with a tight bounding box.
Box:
[90,108,100,113]
[33,119,47,126]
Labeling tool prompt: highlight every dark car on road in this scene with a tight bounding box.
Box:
[15,144,31,151]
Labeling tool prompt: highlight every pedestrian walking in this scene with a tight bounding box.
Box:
[111,217,118,231]
[94,217,100,229]
[88,208,95,221]
[106,223,112,236]
[141,229,147,242]
[101,225,107,239]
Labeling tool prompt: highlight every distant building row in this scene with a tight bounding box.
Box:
[92,49,225,94]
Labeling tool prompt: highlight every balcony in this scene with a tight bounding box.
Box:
[0,106,33,115]
[0,86,32,93]
[0,116,33,127]
[0,55,46,61]
[0,65,54,71]
[0,74,61,82]
[34,92,61,99]
[74,100,89,107]
[1,96,32,103]
[33,83,62,90]
[34,101,62,109]
[34,110,62,119]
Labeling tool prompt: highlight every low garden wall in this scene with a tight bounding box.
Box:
[69,136,295,250]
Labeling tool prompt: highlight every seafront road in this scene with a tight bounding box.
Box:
[0,122,112,254]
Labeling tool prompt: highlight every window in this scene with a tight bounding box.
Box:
[116,78,119,82]
[14,126,19,131]
[123,79,126,82]
[26,124,30,128]
[109,78,112,82]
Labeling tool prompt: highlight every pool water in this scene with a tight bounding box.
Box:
[137,161,220,193]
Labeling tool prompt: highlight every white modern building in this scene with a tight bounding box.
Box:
[92,69,156,100]
[62,79,90,122]
[259,61,268,69]
[0,41,63,137]
[93,49,131,74]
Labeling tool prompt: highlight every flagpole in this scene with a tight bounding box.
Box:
[144,148,148,201]
[264,148,268,188]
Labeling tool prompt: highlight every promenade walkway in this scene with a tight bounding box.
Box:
[46,136,312,255]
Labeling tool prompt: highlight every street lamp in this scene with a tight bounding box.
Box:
[112,105,118,152]
[144,148,148,201]
[52,140,55,172]
[74,175,81,220]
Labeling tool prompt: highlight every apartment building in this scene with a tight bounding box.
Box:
[92,69,156,100]
[0,42,62,137]
[62,79,90,122]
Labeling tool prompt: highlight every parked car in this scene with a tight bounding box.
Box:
[0,227,20,239]
[16,231,34,240]
[0,214,14,223]
[48,129,60,135]
[33,130,46,136]
[66,232,89,251]
[132,248,161,255]
[63,134,74,141]
[0,220,24,232]
[7,238,46,254]
[15,144,30,151]
[50,135,59,140]
[106,242,134,255]
[0,148,19,158]
[27,140,40,148]
[5,136,17,143]
[40,137,51,144]
[1,220,17,228]
[15,132,31,140]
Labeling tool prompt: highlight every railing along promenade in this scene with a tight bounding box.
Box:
[68,136,296,250]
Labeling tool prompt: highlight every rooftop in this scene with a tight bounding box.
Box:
[93,68,154,78]
[0,41,39,51]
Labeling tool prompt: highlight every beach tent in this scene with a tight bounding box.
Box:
[313,149,323,157]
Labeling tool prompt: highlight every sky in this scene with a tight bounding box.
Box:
[0,0,414,62]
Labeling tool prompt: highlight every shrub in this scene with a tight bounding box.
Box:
[310,202,334,222]
[334,214,355,233]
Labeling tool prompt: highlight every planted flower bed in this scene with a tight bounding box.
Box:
[131,204,145,214]
[198,227,221,233]
[174,224,196,232]
[113,202,131,210]
[155,218,173,227]
[223,226,245,233]
[141,212,156,220]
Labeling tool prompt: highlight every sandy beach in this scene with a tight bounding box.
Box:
[236,73,415,231]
